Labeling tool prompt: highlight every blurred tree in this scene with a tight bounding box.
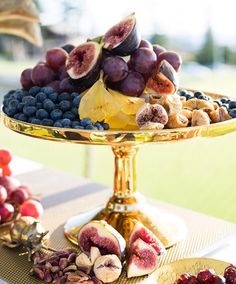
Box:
[196,27,215,66]
[223,46,236,65]
[149,34,170,48]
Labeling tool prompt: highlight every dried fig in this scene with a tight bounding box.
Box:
[136,103,168,128]
[166,114,188,128]
[183,98,214,111]
[191,110,210,126]
[93,255,122,283]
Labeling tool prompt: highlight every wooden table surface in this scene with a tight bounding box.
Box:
[1,157,236,283]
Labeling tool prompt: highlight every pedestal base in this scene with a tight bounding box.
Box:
[64,199,187,248]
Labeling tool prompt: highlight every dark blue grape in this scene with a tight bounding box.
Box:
[28,117,37,123]
[36,109,49,119]
[95,122,104,130]
[72,121,80,128]
[54,121,63,127]
[23,106,37,116]
[43,99,55,112]
[22,96,36,106]
[42,119,54,126]
[63,111,76,120]
[31,118,41,125]
[71,107,78,116]
[194,91,204,98]
[221,97,230,104]
[85,124,97,130]
[71,92,79,99]
[13,113,21,120]
[8,99,18,113]
[101,122,110,130]
[29,86,41,96]
[18,113,28,122]
[72,96,81,107]
[80,118,92,127]
[61,118,72,128]
[50,109,63,121]
[229,108,236,118]
[36,92,47,103]
[59,100,71,111]
[214,100,222,107]
[61,44,75,53]
[229,101,236,109]
[58,92,71,102]
[41,86,54,95]
[36,102,43,109]
[74,125,84,129]
[48,92,58,102]
[16,102,24,112]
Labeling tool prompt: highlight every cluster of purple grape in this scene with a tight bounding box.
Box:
[102,39,182,97]
[20,45,76,94]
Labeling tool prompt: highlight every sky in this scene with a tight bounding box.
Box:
[39,0,236,47]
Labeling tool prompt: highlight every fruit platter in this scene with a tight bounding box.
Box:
[1,13,236,283]
[158,258,236,284]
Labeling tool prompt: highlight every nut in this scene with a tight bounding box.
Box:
[136,103,168,128]
[166,114,188,128]
[191,110,210,126]
[90,247,101,265]
[76,253,93,273]
[93,255,122,283]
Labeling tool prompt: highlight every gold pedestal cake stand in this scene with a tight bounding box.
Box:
[1,91,236,250]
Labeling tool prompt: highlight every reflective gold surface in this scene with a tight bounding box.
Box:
[1,91,236,249]
[157,258,229,284]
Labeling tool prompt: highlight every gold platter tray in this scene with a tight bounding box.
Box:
[158,257,230,284]
[1,91,236,251]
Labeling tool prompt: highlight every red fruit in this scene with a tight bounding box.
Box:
[175,273,191,284]
[58,65,69,80]
[152,44,166,57]
[211,275,226,284]
[139,39,153,50]
[10,187,29,205]
[130,47,157,75]
[47,80,61,93]
[129,221,165,255]
[17,185,32,196]
[1,165,11,177]
[197,269,216,283]
[46,47,68,71]
[224,265,236,284]
[187,276,200,284]
[20,68,34,89]
[0,203,14,223]
[0,176,21,195]
[20,199,44,219]
[31,64,57,87]
[127,239,158,278]
[0,185,7,204]
[157,51,182,72]
[0,149,12,166]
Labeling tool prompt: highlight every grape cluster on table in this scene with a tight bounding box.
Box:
[175,264,236,284]
[3,86,109,130]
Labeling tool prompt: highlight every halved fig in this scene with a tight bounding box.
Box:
[78,221,126,260]
[66,41,102,88]
[128,221,165,255]
[146,60,179,95]
[127,239,158,278]
[102,13,140,56]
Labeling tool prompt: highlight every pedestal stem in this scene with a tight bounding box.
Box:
[113,145,138,198]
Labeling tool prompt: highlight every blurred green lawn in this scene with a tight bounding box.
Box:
[1,61,236,223]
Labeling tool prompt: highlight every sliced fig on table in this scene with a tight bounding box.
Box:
[127,238,158,278]
[102,13,140,56]
[78,221,126,260]
[128,221,165,255]
[146,60,179,95]
[66,41,102,89]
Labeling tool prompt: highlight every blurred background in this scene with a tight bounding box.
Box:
[1,0,236,222]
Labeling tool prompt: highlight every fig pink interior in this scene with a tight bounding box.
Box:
[131,248,156,268]
[103,18,134,48]
[67,44,95,74]
[79,227,119,256]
